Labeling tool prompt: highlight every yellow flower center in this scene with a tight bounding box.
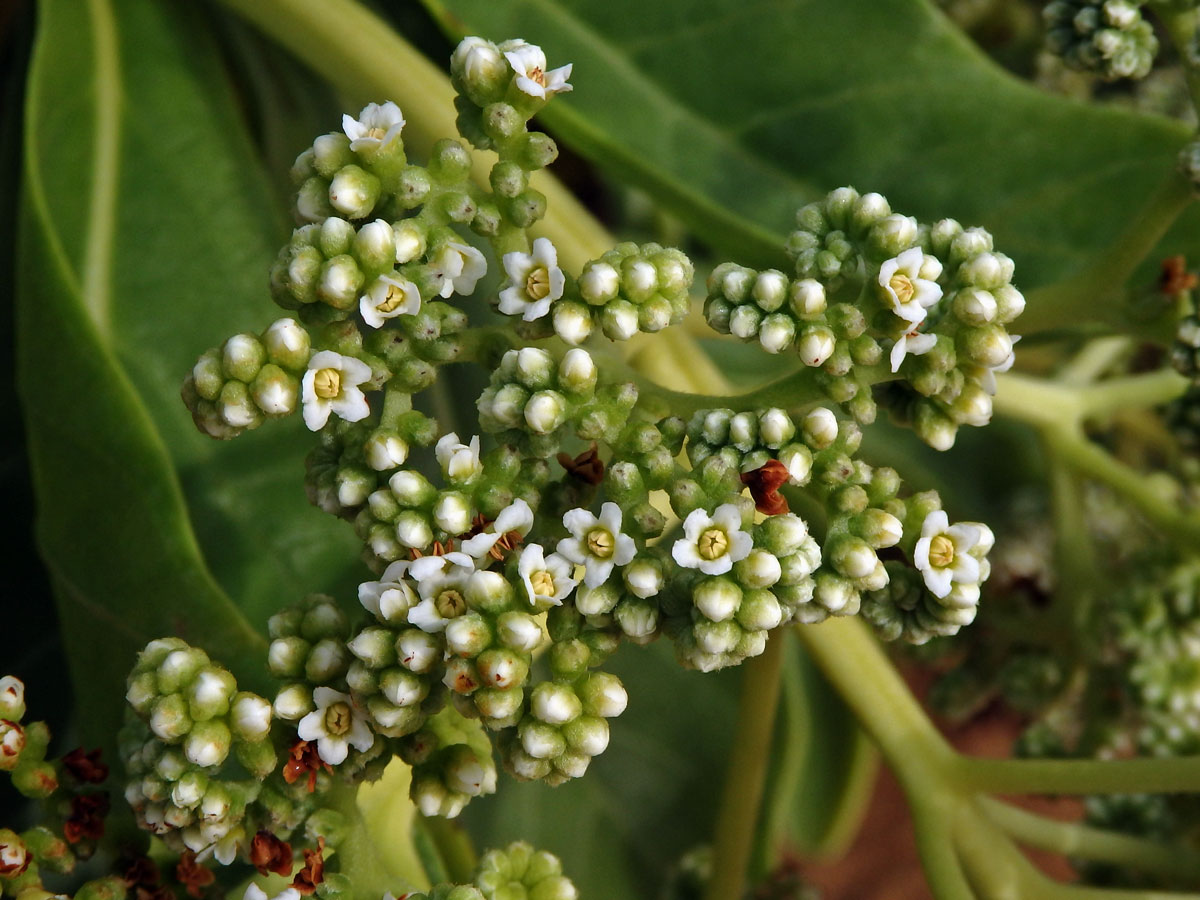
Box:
[698,527,729,561]
[324,701,352,736]
[435,589,466,618]
[889,273,915,306]
[313,367,341,399]
[377,282,407,313]
[529,66,546,86]
[526,266,551,301]
[531,570,556,597]
[367,126,387,141]
[586,528,614,559]
[928,534,955,569]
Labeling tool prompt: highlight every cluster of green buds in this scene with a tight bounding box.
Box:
[707,187,1023,448]
[183,318,312,439]
[120,639,277,857]
[1043,0,1158,81]
[389,840,577,900]
[0,676,59,800]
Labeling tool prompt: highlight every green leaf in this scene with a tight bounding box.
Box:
[17,0,358,744]
[461,640,741,898]
[758,635,878,868]
[423,0,1199,293]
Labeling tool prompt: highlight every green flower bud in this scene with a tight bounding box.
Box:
[230,693,273,743]
[614,597,658,641]
[575,582,621,617]
[328,165,380,219]
[268,637,309,679]
[869,213,918,257]
[579,673,628,719]
[306,637,350,683]
[517,132,559,171]
[520,721,566,759]
[445,613,493,658]
[531,684,582,726]
[797,326,836,367]
[814,572,859,614]
[187,667,236,721]
[694,618,741,655]
[398,629,441,673]
[184,719,231,768]
[622,557,664,599]
[312,133,354,178]
[274,683,314,720]
[296,177,335,222]
[524,390,568,434]
[381,669,428,707]
[221,334,265,383]
[693,577,742,623]
[149,694,192,743]
[552,301,594,345]
[734,548,783,589]
[126,672,158,716]
[600,300,640,341]
[319,217,355,258]
[802,408,839,449]
[348,627,397,670]
[736,590,783,631]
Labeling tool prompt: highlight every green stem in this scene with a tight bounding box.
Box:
[1150,3,1200,119]
[212,0,613,270]
[327,782,406,900]
[1018,169,1193,336]
[1047,442,1097,646]
[957,753,1200,795]
[977,796,1200,883]
[1058,336,1133,385]
[704,633,786,900]
[1075,369,1189,418]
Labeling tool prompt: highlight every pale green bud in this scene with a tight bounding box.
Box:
[230,692,272,742]
[157,648,207,694]
[789,278,826,319]
[614,598,658,640]
[758,313,795,354]
[467,570,515,613]
[514,347,555,388]
[171,771,208,809]
[829,535,879,579]
[268,637,309,678]
[445,614,492,657]
[444,744,496,797]
[802,408,839,448]
[959,252,1012,289]
[778,444,813,485]
[622,557,664,599]
[525,390,568,434]
[638,295,674,332]
[580,673,628,718]
[870,214,918,256]
[949,228,992,264]
[737,590,783,631]
[393,220,427,264]
[317,255,363,309]
[575,582,620,616]
[354,220,395,273]
[694,619,741,654]
[579,261,620,305]
[380,669,427,707]
[621,258,659,302]
[319,217,355,257]
[389,469,437,506]
[734,548,783,589]
[251,365,298,416]
[814,573,857,614]
[149,694,192,742]
[914,402,957,451]
[520,721,566,759]
[263,318,310,370]
[312,133,353,177]
[273,684,314,720]
[952,380,993,427]
[558,348,597,395]
[714,263,754,302]
[154,748,187,781]
[188,667,235,720]
[563,716,609,757]
[531,683,582,725]
[191,352,224,401]
[952,288,997,325]
[398,629,441,673]
[347,627,396,669]
[958,325,1013,368]
[305,637,349,683]
[601,300,640,341]
[497,611,543,651]
[488,383,529,428]
[476,649,529,690]
[365,430,409,470]
[434,491,473,535]
[218,381,260,428]
[222,334,265,383]
[184,719,231,768]
[126,672,158,716]
[552,301,594,345]
[797,326,836,367]
[852,509,903,548]
[693,577,742,623]
[296,177,334,221]
[728,304,762,340]
[993,284,1025,323]
[751,269,789,312]
[328,165,380,219]
[474,685,525,721]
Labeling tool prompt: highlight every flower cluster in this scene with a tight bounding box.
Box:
[1044,0,1158,81]
[120,640,278,858]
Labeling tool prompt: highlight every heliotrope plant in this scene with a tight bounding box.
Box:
[16,4,1200,900]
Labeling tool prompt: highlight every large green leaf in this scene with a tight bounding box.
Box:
[423,0,1199,294]
[17,0,359,744]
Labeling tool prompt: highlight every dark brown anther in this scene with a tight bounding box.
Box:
[120,853,161,890]
[282,740,331,793]
[488,530,525,561]
[250,830,294,877]
[558,444,605,485]
[291,838,325,895]
[63,792,110,843]
[1160,255,1198,294]
[741,459,790,516]
[175,851,215,899]
[62,747,109,784]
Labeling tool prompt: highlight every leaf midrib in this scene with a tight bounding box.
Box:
[83,0,120,337]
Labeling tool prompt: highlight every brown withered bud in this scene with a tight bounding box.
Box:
[1160,255,1198,295]
[250,831,294,877]
[282,740,330,793]
[62,748,109,784]
[558,444,605,485]
[741,459,790,515]
[175,851,215,899]
[291,838,325,895]
[64,792,110,843]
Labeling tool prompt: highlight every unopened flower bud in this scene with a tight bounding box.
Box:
[230,692,272,742]
[693,577,742,623]
[273,684,314,720]
[365,430,409,470]
[524,390,568,434]
[531,683,582,725]
[0,678,24,722]
[328,165,380,219]
[580,673,628,718]
[558,348,597,394]
[737,590,783,631]
[397,630,440,673]
[553,301,594,345]
[802,408,839,448]
[601,300,640,341]
[789,279,826,318]
[797,326,836,367]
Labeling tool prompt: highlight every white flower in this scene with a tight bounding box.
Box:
[501,41,573,99]
[889,327,938,373]
[912,510,988,599]
[672,504,753,576]
[461,499,534,559]
[517,544,577,607]
[435,433,483,482]
[360,274,420,328]
[878,248,942,324]
[342,101,405,153]
[358,559,418,624]
[296,687,374,765]
[498,238,565,321]
[301,351,372,431]
[406,552,476,632]
[429,242,487,299]
[556,502,637,588]
[245,885,302,900]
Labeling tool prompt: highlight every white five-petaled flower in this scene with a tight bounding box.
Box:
[672,504,754,576]
[501,40,573,99]
[878,248,943,324]
[912,510,992,599]
[360,274,421,328]
[429,242,487,299]
[358,559,418,625]
[889,327,938,373]
[296,687,374,765]
[461,499,534,559]
[407,552,476,633]
[301,351,372,431]
[516,543,577,607]
[342,101,405,153]
[499,238,565,321]
[435,432,483,482]
[556,502,637,588]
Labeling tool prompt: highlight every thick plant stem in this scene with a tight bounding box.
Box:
[977,796,1200,882]
[704,635,787,900]
[957,753,1200,795]
[213,0,613,271]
